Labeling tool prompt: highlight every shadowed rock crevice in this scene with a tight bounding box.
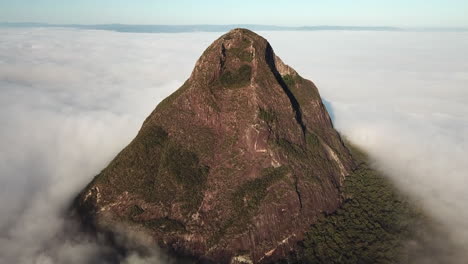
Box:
[294,178,303,210]
[265,43,307,137]
[73,28,355,264]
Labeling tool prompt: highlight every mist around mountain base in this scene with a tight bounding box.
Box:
[0,28,467,263]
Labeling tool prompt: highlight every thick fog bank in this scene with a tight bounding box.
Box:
[0,28,467,262]
[263,31,468,252]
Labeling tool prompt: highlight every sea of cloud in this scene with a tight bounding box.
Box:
[0,27,467,263]
[262,31,468,253]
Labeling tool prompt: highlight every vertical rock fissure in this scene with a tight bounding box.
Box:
[264,44,307,138]
[73,29,360,264]
[294,177,303,210]
[220,44,227,68]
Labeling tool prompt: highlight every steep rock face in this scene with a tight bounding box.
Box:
[75,29,355,263]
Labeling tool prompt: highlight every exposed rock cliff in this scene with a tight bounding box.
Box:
[74,28,355,263]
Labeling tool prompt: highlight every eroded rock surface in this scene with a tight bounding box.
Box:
[74,28,355,263]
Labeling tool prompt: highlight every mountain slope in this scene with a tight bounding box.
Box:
[74,28,355,263]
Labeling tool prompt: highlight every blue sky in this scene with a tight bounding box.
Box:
[0,0,467,27]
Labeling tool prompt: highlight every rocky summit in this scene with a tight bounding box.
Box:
[74,28,356,263]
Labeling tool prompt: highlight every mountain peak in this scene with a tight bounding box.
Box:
[189,28,300,95]
[189,27,264,87]
[225,27,259,37]
[74,29,355,263]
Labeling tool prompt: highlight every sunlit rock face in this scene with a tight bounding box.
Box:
[74,28,355,263]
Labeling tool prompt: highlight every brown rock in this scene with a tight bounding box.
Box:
[74,28,356,263]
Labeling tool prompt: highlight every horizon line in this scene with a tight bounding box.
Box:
[1,22,467,33]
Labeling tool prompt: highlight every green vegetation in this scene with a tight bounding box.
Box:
[275,132,320,158]
[281,144,424,264]
[258,107,276,123]
[224,36,253,62]
[138,125,169,148]
[228,44,253,62]
[159,141,209,213]
[276,138,305,157]
[185,126,217,159]
[128,205,144,218]
[282,74,303,89]
[239,50,253,62]
[220,64,252,88]
[281,73,318,107]
[241,37,251,47]
[305,132,319,148]
[299,166,416,264]
[155,80,190,112]
[233,50,252,62]
[282,74,296,88]
[142,217,186,233]
[232,166,289,213]
[91,125,168,188]
[161,142,209,187]
[93,125,209,216]
[136,141,206,215]
[210,166,289,245]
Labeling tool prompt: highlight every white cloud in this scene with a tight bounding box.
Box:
[0,28,467,263]
[263,30,468,254]
[0,27,217,264]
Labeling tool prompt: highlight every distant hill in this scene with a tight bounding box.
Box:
[2,22,466,33]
